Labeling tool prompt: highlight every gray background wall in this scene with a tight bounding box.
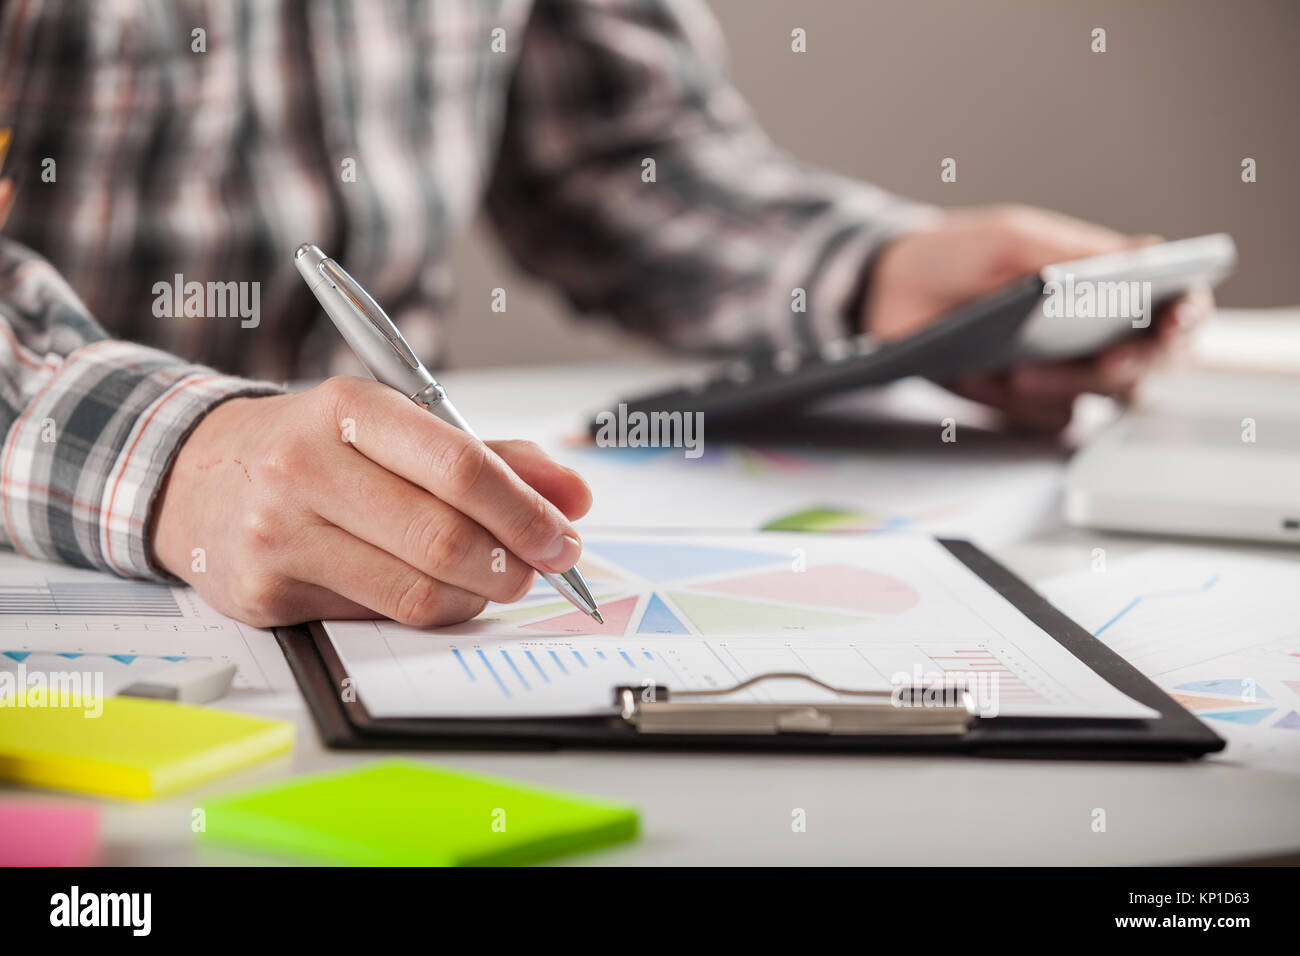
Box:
[445,0,1300,368]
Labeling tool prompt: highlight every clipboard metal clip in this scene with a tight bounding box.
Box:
[614,673,975,737]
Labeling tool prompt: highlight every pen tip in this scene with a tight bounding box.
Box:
[591,610,604,624]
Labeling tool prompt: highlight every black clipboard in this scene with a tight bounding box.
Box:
[275,540,1224,760]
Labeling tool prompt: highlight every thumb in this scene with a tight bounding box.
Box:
[996,208,1133,274]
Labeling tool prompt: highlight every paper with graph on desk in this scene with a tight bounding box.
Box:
[1043,547,1300,775]
[0,550,295,709]
[323,532,1155,721]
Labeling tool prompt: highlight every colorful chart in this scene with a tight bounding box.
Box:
[475,540,920,638]
[1174,678,1268,699]
[3,650,194,666]
[328,533,1163,720]
[1200,708,1275,726]
[1274,711,1300,730]
[760,504,970,536]
[1093,574,1220,638]
[1,650,219,699]
[762,507,912,534]
[1169,677,1300,731]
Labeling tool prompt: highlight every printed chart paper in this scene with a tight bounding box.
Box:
[438,365,1070,547]
[1044,548,1300,775]
[0,551,296,709]
[549,429,1063,546]
[324,533,1154,720]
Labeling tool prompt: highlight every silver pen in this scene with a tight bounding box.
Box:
[293,243,603,623]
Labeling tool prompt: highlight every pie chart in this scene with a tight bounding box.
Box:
[478,540,920,637]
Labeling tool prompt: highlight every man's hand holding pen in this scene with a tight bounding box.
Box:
[149,378,592,628]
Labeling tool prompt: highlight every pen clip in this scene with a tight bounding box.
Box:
[318,258,422,371]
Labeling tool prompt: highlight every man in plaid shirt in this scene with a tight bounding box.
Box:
[0,0,1205,627]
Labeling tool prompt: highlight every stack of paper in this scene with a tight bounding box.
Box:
[1043,547,1300,775]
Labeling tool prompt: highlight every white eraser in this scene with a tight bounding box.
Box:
[120,659,238,704]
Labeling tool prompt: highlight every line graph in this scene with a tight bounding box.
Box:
[1093,574,1219,637]
[1043,548,1300,773]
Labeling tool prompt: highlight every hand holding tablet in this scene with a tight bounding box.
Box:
[601,226,1234,433]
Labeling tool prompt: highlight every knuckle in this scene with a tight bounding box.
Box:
[417,513,475,576]
[389,575,488,628]
[508,493,556,553]
[312,376,365,431]
[230,573,292,626]
[431,436,489,496]
[314,375,361,409]
[257,443,306,484]
[238,506,283,552]
[391,573,446,627]
[252,423,315,486]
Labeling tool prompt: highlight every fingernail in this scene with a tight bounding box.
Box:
[536,533,581,572]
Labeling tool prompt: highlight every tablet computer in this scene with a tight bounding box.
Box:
[593,234,1236,431]
[1016,232,1236,362]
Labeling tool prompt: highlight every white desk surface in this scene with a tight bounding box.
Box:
[37,343,1300,865]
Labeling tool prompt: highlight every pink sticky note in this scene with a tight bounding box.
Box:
[0,802,99,867]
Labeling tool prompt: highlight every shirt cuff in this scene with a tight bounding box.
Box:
[797,188,939,352]
[1,339,282,580]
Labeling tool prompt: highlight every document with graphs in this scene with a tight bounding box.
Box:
[0,550,296,709]
[323,532,1156,721]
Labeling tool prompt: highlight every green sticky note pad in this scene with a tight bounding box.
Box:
[200,760,639,866]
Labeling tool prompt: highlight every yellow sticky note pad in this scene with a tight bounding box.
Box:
[0,693,293,799]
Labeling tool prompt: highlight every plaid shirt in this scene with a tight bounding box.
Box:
[0,0,927,580]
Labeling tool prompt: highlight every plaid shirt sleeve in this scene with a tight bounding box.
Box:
[0,239,282,580]
[487,0,937,355]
